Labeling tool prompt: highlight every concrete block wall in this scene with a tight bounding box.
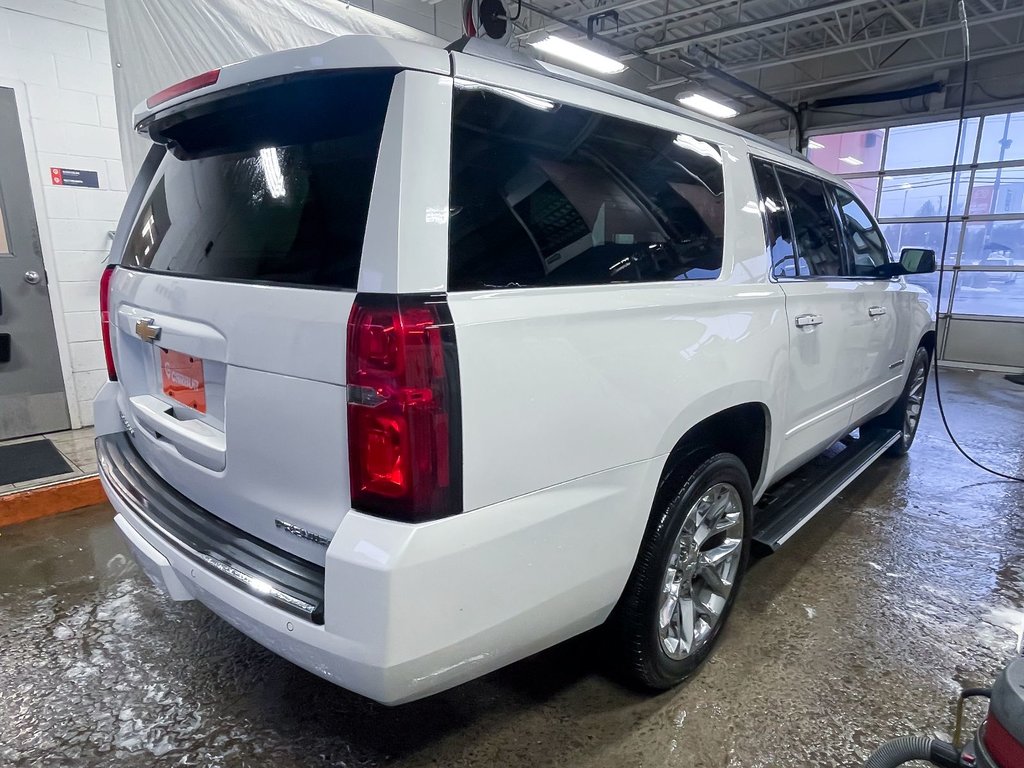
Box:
[1,0,464,431]
[0,0,126,428]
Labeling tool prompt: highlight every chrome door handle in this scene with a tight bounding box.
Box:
[24,270,41,285]
[794,313,824,328]
[868,305,887,317]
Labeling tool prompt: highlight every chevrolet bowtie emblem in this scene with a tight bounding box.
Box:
[134,317,161,343]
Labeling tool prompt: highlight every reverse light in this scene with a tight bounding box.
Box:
[530,36,626,74]
[146,69,221,109]
[678,93,739,119]
[346,295,462,523]
[99,264,117,381]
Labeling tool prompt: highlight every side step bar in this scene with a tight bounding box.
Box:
[752,428,901,555]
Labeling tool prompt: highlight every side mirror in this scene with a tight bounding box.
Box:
[899,247,936,274]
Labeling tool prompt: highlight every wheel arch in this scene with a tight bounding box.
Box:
[656,402,771,506]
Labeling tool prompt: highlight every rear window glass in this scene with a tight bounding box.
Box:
[122,71,395,289]
[449,85,726,290]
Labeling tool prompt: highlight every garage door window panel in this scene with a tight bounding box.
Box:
[448,88,725,290]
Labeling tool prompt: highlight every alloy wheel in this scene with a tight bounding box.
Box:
[658,483,744,661]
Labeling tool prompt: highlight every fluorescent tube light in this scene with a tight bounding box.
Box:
[260,147,286,198]
[677,93,739,119]
[530,36,626,74]
[807,139,825,150]
[839,155,864,166]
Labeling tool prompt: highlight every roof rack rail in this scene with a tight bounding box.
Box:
[446,36,546,73]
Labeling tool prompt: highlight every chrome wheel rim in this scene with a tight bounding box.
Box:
[903,360,927,440]
[659,483,744,661]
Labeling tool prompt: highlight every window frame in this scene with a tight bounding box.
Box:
[752,154,902,282]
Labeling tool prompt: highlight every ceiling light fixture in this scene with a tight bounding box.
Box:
[839,155,864,166]
[807,139,825,150]
[677,93,739,119]
[530,36,626,74]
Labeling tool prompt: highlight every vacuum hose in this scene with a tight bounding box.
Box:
[864,736,960,768]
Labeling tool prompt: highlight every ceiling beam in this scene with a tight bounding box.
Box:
[718,6,1023,72]
[635,0,873,55]
[514,0,666,38]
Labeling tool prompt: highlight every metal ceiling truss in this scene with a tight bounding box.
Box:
[513,0,1024,124]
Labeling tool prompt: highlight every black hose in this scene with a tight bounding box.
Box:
[863,736,935,767]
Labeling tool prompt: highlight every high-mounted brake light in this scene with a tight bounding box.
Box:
[346,295,462,523]
[984,713,1024,767]
[99,264,117,381]
[146,69,221,109]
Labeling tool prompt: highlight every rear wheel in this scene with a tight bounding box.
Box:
[867,345,930,457]
[611,453,752,690]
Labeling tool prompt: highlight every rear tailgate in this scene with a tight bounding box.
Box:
[108,68,394,563]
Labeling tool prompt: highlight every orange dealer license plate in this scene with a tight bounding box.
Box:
[160,348,206,413]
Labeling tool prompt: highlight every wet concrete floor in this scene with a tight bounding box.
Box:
[1,368,1022,767]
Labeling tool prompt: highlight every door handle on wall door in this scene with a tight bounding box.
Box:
[24,270,41,285]
[868,305,887,317]
[794,314,824,328]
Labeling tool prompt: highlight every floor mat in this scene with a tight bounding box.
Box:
[0,440,72,484]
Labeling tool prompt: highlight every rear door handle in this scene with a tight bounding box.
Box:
[794,314,824,328]
[868,305,887,317]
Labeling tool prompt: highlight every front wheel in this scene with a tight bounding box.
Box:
[610,453,752,690]
[867,345,930,457]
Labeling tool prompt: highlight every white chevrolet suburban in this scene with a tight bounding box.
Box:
[94,35,936,705]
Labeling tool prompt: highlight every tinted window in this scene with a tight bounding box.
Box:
[122,71,395,289]
[752,159,804,278]
[776,168,844,277]
[834,185,890,276]
[448,87,725,290]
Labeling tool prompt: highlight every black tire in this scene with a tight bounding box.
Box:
[866,345,930,457]
[610,453,753,690]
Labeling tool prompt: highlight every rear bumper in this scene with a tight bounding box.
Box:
[99,429,662,704]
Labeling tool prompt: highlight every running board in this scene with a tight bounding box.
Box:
[752,428,901,555]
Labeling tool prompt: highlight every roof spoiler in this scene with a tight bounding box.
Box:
[447,36,547,73]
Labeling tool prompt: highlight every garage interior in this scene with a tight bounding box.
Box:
[1,0,1022,765]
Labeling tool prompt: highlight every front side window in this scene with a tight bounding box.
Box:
[833,185,890,276]
[775,168,844,277]
[448,86,726,290]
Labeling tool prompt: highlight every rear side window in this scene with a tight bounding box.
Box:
[448,86,726,290]
[775,168,844,277]
[122,71,395,289]
[752,159,802,278]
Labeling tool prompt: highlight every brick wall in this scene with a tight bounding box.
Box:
[0,0,125,428]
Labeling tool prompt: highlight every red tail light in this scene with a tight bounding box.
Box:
[346,295,462,522]
[146,69,220,109]
[100,264,117,381]
[984,713,1024,767]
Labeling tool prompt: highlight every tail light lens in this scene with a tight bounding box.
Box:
[100,265,117,381]
[346,294,462,523]
[984,713,1024,767]
[146,69,220,109]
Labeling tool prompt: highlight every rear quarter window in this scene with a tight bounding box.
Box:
[448,86,726,290]
[122,70,395,290]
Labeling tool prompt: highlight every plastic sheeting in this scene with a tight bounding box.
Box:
[107,0,445,178]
